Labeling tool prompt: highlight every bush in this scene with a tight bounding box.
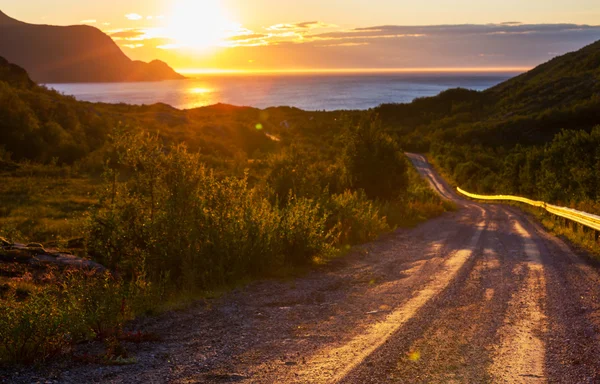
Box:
[88,132,336,290]
[0,269,145,365]
[0,287,70,364]
[325,190,389,245]
[265,145,346,205]
[280,197,334,265]
[341,116,409,200]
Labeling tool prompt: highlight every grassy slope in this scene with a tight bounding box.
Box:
[0,169,98,244]
[487,40,600,114]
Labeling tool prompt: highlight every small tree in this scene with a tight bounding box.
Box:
[341,116,409,200]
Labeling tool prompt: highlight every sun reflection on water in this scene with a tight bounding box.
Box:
[189,87,213,94]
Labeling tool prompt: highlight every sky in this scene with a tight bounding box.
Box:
[2,0,600,72]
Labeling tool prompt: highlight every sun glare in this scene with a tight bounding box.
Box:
[167,0,236,50]
[189,87,213,94]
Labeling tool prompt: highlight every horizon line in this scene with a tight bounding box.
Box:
[176,67,531,75]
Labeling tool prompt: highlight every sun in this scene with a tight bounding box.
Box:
[167,0,236,50]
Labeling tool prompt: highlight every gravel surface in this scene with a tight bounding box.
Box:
[3,154,600,383]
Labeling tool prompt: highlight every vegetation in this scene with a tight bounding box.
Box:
[0,57,449,366]
[0,268,155,364]
[374,40,600,217]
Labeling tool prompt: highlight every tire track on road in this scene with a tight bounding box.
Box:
[342,205,523,383]
[290,206,488,383]
[488,212,548,383]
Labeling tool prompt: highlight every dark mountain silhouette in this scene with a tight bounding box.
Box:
[0,10,185,83]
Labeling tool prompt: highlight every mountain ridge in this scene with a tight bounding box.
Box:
[0,10,185,83]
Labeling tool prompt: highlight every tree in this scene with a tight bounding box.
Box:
[341,116,408,200]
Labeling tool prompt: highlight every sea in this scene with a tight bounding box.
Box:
[46,72,518,111]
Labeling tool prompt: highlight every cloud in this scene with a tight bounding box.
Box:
[267,21,337,32]
[288,23,600,50]
[125,13,143,21]
[228,33,268,41]
[196,22,600,71]
[110,29,146,39]
[112,21,600,71]
[344,23,600,38]
[318,42,370,47]
[295,21,337,29]
[80,19,96,24]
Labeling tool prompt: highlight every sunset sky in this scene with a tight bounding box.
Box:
[2,0,600,72]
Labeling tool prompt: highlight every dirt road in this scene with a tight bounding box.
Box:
[16,155,600,383]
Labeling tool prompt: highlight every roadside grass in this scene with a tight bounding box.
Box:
[509,203,600,260]
[0,171,99,244]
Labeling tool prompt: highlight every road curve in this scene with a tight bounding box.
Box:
[12,154,600,384]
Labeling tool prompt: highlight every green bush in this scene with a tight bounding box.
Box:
[265,145,346,205]
[0,287,70,364]
[326,190,389,245]
[0,269,146,365]
[280,197,334,265]
[341,116,409,200]
[61,270,130,340]
[88,132,336,290]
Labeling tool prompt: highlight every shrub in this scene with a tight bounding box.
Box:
[325,190,389,245]
[88,132,335,290]
[341,116,409,200]
[280,197,334,265]
[0,269,143,365]
[61,270,130,340]
[0,287,70,364]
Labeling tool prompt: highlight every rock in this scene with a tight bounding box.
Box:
[26,243,44,249]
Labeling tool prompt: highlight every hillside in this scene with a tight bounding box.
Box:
[376,40,600,207]
[0,56,352,168]
[0,10,185,83]
[375,39,600,149]
[487,40,600,114]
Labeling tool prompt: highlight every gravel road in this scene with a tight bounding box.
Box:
[6,154,600,383]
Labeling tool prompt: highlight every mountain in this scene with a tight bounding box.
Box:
[373,39,600,202]
[375,39,600,149]
[0,10,185,83]
[486,40,600,115]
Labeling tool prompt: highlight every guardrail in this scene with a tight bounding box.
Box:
[456,187,600,237]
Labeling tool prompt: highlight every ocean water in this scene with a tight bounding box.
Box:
[47,72,516,111]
